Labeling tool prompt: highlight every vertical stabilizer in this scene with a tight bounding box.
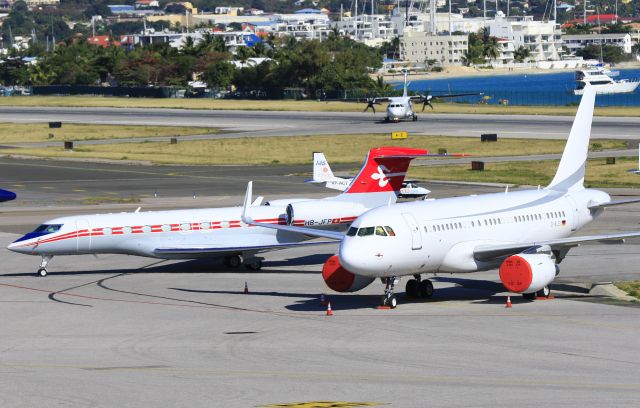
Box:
[313,152,335,182]
[402,70,409,98]
[547,85,596,192]
[334,146,428,208]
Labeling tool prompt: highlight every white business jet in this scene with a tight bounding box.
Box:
[363,70,480,122]
[309,152,430,199]
[245,85,640,308]
[8,147,428,277]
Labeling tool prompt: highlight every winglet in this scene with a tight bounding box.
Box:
[241,181,253,224]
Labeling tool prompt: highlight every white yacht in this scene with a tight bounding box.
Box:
[574,68,639,95]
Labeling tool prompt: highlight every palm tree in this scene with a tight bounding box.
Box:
[483,36,501,61]
[372,75,392,94]
[513,46,531,63]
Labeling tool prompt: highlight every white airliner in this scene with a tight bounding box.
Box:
[308,152,430,198]
[7,147,429,277]
[363,70,480,122]
[245,85,640,308]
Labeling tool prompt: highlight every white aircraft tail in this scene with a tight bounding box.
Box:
[402,70,409,98]
[547,85,596,192]
[313,152,335,182]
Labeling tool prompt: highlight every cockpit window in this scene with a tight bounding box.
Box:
[33,224,62,234]
[375,226,387,236]
[346,227,358,237]
[357,227,375,236]
[384,226,396,236]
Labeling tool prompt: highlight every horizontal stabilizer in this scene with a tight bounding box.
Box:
[588,198,640,210]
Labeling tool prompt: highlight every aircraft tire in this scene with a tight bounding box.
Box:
[412,115,417,121]
[405,279,419,298]
[419,279,434,298]
[224,255,242,268]
[389,295,397,308]
[537,286,551,298]
[37,268,47,277]
[244,259,262,270]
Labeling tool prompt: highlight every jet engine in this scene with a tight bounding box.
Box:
[499,253,558,294]
[322,255,374,292]
[286,201,364,227]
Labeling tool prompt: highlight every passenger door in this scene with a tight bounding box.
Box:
[401,212,422,250]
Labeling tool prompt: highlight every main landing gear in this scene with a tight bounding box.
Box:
[522,285,551,300]
[405,274,434,299]
[36,256,53,277]
[412,114,418,121]
[223,255,263,271]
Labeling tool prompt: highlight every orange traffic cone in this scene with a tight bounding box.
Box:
[244,281,249,294]
[320,293,327,306]
[326,301,333,316]
[505,295,512,308]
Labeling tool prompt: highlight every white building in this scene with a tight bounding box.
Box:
[400,29,468,66]
[563,33,633,55]
[488,12,562,62]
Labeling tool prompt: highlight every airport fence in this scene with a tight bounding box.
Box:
[8,85,640,107]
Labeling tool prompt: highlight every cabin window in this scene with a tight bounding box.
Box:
[161,224,171,232]
[103,227,112,235]
[201,222,211,230]
[180,223,190,231]
[142,226,151,233]
[471,221,475,227]
[122,226,132,234]
[34,224,62,234]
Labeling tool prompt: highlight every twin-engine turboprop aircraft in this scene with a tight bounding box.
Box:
[308,152,430,199]
[245,85,640,308]
[8,147,431,277]
[362,70,481,123]
[0,188,16,202]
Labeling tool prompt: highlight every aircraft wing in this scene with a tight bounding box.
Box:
[409,92,482,101]
[154,240,337,257]
[473,231,640,262]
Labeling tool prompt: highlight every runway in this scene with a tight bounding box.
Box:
[1,158,640,407]
[1,106,640,141]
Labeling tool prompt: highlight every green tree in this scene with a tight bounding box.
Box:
[576,44,628,64]
[483,36,501,61]
[513,46,531,62]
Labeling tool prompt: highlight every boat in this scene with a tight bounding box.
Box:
[574,68,639,95]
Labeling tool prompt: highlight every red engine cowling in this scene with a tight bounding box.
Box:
[322,255,375,293]
[499,253,558,294]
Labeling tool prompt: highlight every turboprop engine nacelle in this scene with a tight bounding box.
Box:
[286,201,365,227]
[499,253,558,294]
[322,255,375,292]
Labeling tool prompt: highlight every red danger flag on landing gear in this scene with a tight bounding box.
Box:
[326,302,333,316]
[505,296,512,308]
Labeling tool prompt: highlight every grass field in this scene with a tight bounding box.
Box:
[0,96,639,117]
[407,157,640,188]
[0,123,218,143]
[615,281,640,300]
[0,134,626,166]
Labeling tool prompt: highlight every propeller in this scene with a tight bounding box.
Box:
[364,98,381,114]
[421,95,433,112]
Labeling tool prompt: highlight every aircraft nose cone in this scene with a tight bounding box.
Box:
[339,238,380,277]
[7,239,30,254]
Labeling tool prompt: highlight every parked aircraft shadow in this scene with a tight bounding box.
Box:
[2,254,329,278]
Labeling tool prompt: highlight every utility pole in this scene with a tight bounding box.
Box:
[448,0,452,34]
[355,0,358,39]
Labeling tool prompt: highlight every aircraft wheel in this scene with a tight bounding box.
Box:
[37,268,47,277]
[419,279,434,298]
[388,295,397,309]
[412,114,417,121]
[384,117,390,123]
[405,279,419,298]
[522,292,536,300]
[224,255,242,268]
[537,286,551,298]
[244,259,262,271]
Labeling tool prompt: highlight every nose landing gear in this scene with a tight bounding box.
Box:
[36,256,53,277]
[381,277,398,308]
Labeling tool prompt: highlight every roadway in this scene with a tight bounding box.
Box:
[1,107,640,143]
[1,159,640,407]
